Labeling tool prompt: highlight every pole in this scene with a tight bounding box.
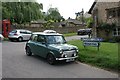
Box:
[94,16,97,38]
[82,8,84,27]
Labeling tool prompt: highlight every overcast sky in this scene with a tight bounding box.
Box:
[37,0,95,19]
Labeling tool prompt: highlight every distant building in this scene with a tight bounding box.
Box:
[88,1,120,41]
[66,19,83,27]
[31,19,47,27]
[52,19,83,27]
[84,12,91,18]
[52,21,66,27]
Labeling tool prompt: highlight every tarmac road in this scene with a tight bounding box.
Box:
[2,40,118,78]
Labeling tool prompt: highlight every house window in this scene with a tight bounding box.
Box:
[107,9,116,19]
[117,8,120,17]
[113,28,120,36]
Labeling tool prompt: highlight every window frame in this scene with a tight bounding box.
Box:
[30,34,38,42]
[37,35,46,43]
[107,9,116,19]
[113,28,120,36]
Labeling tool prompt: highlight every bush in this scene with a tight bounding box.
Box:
[109,36,120,43]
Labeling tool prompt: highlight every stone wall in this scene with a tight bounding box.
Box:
[11,25,84,34]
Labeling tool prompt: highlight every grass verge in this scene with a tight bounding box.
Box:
[68,40,119,71]
[4,38,9,41]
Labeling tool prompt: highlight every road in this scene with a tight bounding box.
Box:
[2,36,118,78]
[0,43,2,79]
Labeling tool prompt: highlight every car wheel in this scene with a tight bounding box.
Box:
[26,46,32,56]
[47,54,56,65]
[18,37,23,42]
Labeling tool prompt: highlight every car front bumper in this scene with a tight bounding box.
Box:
[56,56,78,61]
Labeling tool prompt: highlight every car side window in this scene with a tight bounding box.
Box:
[20,30,26,34]
[37,35,46,43]
[30,34,38,42]
[26,31,32,34]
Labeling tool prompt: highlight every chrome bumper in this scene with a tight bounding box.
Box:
[56,56,78,60]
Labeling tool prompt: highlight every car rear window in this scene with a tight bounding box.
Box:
[11,30,17,33]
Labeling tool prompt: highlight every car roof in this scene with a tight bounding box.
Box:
[32,32,62,36]
[43,30,56,32]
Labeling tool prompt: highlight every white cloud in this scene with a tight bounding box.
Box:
[37,0,95,19]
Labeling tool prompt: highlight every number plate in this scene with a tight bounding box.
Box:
[66,59,75,62]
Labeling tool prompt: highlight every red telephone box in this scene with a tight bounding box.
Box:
[2,20,11,38]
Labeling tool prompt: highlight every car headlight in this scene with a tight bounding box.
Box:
[65,54,67,57]
[59,49,63,54]
[76,49,79,53]
[74,53,76,56]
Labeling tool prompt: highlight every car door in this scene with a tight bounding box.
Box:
[29,34,38,54]
[25,30,32,40]
[20,30,28,40]
[35,35,48,58]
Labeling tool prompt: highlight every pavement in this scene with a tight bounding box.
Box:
[1,35,118,78]
[65,35,89,41]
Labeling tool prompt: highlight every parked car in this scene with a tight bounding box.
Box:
[43,30,56,33]
[77,28,92,35]
[0,34,4,42]
[25,32,78,65]
[8,29,32,42]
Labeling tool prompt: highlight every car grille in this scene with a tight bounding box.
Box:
[63,50,76,57]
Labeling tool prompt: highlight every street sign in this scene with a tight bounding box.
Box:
[82,38,101,51]
[83,42,100,47]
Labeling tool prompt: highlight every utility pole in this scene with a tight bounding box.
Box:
[75,12,80,20]
[75,9,84,27]
[81,8,84,27]
[94,16,97,38]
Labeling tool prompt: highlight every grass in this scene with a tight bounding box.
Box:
[68,40,119,71]
[63,33,77,37]
[3,38,9,41]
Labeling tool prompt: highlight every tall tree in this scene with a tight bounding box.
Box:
[45,7,62,22]
[2,2,43,24]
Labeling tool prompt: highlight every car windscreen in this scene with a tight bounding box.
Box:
[46,35,66,44]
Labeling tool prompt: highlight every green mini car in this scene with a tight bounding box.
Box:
[25,32,79,65]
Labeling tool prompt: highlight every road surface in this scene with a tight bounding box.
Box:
[2,40,118,78]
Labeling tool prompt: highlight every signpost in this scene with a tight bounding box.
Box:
[82,38,102,51]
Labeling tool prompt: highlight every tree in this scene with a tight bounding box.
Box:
[2,2,43,24]
[85,17,93,28]
[45,7,62,22]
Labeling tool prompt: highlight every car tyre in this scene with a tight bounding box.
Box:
[47,54,56,65]
[26,46,32,56]
[18,37,23,42]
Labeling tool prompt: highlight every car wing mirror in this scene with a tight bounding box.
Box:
[64,41,67,43]
[42,42,48,46]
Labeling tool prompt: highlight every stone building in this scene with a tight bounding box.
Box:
[88,0,120,41]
